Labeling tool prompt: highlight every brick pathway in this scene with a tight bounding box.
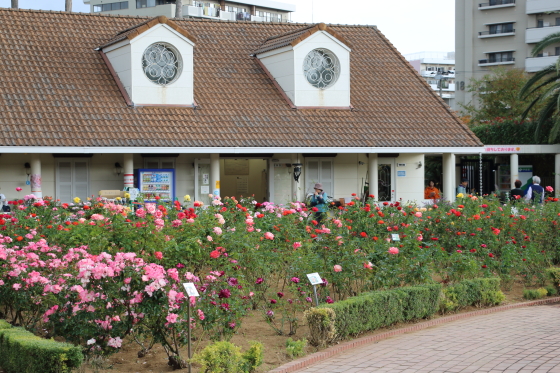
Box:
[294,305,560,373]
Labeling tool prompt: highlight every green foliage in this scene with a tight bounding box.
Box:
[193,340,264,373]
[303,308,336,347]
[470,119,554,145]
[460,67,543,123]
[546,267,560,287]
[285,338,307,359]
[439,278,505,313]
[315,284,441,341]
[545,285,558,296]
[0,320,11,330]
[0,327,83,373]
[523,288,549,300]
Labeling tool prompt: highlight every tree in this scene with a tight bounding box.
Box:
[460,67,543,124]
[519,31,560,144]
[175,0,182,18]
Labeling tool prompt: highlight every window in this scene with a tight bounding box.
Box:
[537,19,544,28]
[556,17,560,26]
[144,158,175,169]
[556,47,560,56]
[136,0,156,8]
[142,43,183,86]
[489,23,513,34]
[302,49,340,89]
[94,1,128,12]
[488,52,513,63]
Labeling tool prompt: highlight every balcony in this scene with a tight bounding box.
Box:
[479,0,515,10]
[525,55,559,72]
[479,29,515,38]
[478,57,515,66]
[526,0,560,14]
[526,25,560,43]
[184,6,286,22]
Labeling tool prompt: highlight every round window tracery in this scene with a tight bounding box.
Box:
[142,43,183,86]
[302,49,340,89]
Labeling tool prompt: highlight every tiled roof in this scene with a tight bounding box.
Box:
[0,8,482,148]
[253,22,351,55]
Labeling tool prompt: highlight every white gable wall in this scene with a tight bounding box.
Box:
[105,43,133,98]
[259,49,296,103]
[294,32,350,107]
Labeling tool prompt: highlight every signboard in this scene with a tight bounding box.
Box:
[306,273,323,285]
[484,146,521,153]
[397,163,406,167]
[391,233,400,241]
[397,171,406,177]
[182,283,199,297]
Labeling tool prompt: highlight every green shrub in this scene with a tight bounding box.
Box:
[303,308,336,347]
[439,278,504,313]
[545,285,558,296]
[0,320,11,330]
[546,268,560,287]
[312,284,441,341]
[523,288,548,300]
[194,341,264,373]
[285,338,307,359]
[0,327,83,373]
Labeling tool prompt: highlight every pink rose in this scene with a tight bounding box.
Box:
[546,186,554,193]
[15,187,22,192]
[333,264,342,272]
[388,247,399,255]
[264,232,274,240]
[414,212,422,218]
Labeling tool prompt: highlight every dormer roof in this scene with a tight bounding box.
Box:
[99,15,196,50]
[253,22,352,56]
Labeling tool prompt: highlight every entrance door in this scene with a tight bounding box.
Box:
[269,159,293,206]
[56,159,89,203]
[194,159,212,206]
[378,160,395,202]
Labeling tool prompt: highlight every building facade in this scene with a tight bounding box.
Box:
[405,52,456,108]
[84,0,295,23]
[455,0,560,110]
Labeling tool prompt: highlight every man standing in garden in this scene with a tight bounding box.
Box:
[456,178,469,195]
[524,176,544,203]
[309,183,328,223]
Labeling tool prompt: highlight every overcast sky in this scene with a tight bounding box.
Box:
[0,0,455,56]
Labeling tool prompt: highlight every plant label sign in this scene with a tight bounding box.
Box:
[391,234,400,241]
[307,272,323,285]
[182,283,199,297]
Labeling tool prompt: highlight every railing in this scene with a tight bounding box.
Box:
[479,0,515,7]
[479,58,515,64]
[479,29,515,35]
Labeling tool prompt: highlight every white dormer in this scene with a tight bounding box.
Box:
[99,16,196,106]
[254,23,351,108]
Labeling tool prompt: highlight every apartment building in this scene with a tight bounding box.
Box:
[406,52,456,107]
[83,0,295,22]
[455,0,560,110]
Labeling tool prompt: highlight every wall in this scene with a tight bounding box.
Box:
[393,154,425,203]
[259,49,296,103]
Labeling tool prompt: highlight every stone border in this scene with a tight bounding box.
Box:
[268,297,560,373]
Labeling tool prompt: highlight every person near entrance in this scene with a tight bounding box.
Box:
[310,183,328,223]
[525,176,544,203]
[456,178,469,195]
[424,180,441,200]
[510,179,524,201]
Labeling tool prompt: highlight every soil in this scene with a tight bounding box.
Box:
[0,281,536,373]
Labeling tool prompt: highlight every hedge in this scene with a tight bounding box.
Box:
[0,323,83,373]
[439,278,505,313]
[309,283,442,341]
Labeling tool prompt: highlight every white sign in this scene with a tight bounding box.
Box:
[307,272,323,285]
[202,174,209,185]
[201,186,210,194]
[391,233,400,241]
[484,146,521,153]
[128,188,139,201]
[182,283,199,297]
[397,163,406,167]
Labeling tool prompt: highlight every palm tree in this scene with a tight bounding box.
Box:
[175,0,183,18]
[519,31,560,143]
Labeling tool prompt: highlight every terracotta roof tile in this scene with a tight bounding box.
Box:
[0,8,481,148]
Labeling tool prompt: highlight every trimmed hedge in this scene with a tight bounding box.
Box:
[0,324,83,373]
[313,284,442,340]
[439,278,505,313]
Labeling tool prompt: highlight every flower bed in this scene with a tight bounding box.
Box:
[0,190,559,369]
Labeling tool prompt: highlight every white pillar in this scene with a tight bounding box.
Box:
[510,154,519,189]
[442,153,455,202]
[30,155,42,198]
[292,154,301,202]
[210,153,220,198]
[369,153,378,201]
[123,153,134,190]
[556,154,560,197]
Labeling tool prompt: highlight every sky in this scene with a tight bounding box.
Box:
[0,0,455,56]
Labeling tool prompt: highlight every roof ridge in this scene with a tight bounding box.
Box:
[115,16,159,36]
[263,23,317,43]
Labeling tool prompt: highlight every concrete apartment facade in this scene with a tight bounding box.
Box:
[455,0,560,110]
[83,0,295,22]
[406,52,456,107]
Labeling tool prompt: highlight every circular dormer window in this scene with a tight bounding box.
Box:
[142,43,183,86]
[302,49,340,89]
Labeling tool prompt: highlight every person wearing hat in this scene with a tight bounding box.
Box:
[456,178,469,195]
[310,183,328,223]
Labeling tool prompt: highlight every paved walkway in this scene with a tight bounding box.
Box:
[296,305,560,373]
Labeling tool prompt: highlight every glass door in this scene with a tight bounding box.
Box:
[378,160,395,202]
[194,159,212,207]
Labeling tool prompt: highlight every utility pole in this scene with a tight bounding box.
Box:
[65,0,72,12]
[175,0,183,18]
[11,0,18,8]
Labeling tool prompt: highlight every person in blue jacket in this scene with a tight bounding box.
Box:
[309,183,328,223]
[525,176,545,203]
